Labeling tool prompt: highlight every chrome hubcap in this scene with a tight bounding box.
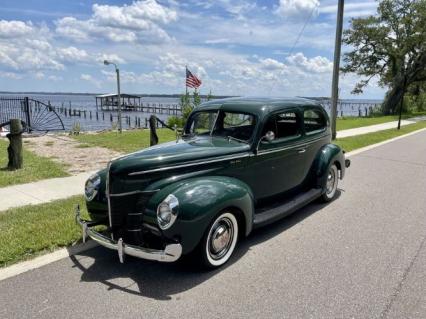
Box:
[209,218,234,260]
[326,168,336,194]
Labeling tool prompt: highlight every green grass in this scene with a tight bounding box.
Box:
[336,112,426,131]
[0,196,89,267]
[0,139,69,187]
[72,129,176,153]
[335,121,426,152]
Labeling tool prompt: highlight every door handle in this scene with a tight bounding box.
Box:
[297,148,306,154]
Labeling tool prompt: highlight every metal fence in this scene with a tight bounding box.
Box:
[0,97,65,132]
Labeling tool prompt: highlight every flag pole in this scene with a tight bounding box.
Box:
[185,65,188,95]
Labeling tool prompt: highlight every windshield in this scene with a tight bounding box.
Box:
[185,110,256,142]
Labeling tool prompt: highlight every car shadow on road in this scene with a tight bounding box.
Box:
[69,191,341,300]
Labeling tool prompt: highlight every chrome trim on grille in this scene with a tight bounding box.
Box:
[109,189,160,197]
[128,153,250,176]
[106,161,112,228]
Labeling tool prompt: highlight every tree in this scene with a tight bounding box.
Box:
[168,90,207,128]
[342,0,426,114]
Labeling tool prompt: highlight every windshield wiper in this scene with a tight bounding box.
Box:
[227,136,249,144]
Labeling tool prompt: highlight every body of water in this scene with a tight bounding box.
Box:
[0,92,383,131]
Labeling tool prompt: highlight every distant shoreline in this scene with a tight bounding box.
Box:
[0,91,234,99]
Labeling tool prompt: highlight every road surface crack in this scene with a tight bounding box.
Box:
[379,233,426,318]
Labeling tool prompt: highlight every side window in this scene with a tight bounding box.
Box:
[304,109,327,134]
[262,111,301,141]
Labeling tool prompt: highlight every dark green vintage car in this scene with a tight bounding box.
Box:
[76,97,350,268]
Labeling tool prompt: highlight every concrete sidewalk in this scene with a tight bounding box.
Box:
[336,116,426,138]
[0,172,92,211]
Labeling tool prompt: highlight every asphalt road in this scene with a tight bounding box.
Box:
[1,130,426,319]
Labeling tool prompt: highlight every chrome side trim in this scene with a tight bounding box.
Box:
[109,189,160,197]
[128,153,250,176]
[256,133,330,156]
[106,161,112,228]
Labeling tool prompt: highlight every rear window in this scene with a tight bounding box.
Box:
[304,109,327,134]
[262,111,301,141]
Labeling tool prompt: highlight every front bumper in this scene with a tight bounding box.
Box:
[75,205,182,263]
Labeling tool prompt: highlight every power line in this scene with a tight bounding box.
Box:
[287,4,318,56]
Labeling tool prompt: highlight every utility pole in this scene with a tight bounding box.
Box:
[116,67,122,133]
[330,0,344,140]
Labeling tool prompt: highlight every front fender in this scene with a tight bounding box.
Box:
[313,143,346,188]
[144,176,255,254]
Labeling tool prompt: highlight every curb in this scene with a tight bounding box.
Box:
[345,127,426,158]
[0,240,98,282]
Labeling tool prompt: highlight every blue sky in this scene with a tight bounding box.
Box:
[0,0,384,98]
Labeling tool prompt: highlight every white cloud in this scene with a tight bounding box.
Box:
[80,73,101,88]
[0,71,22,79]
[55,0,177,44]
[0,20,34,38]
[57,47,91,63]
[92,0,177,27]
[286,52,333,73]
[260,58,287,71]
[320,1,377,17]
[96,53,126,65]
[276,0,320,19]
[34,71,45,79]
[0,41,64,71]
[0,19,125,74]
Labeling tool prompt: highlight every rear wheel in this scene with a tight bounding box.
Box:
[200,211,239,268]
[321,164,339,202]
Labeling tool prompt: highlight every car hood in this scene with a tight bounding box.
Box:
[109,136,251,175]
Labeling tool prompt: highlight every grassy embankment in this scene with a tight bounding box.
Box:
[336,112,426,131]
[73,128,176,153]
[0,196,88,267]
[335,120,426,152]
[2,121,426,268]
[0,139,68,187]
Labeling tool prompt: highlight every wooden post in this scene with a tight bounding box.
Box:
[149,115,158,146]
[6,119,23,170]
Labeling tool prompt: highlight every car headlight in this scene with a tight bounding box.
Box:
[85,173,101,201]
[157,194,179,230]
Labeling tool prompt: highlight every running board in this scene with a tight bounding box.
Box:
[253,188,322,228]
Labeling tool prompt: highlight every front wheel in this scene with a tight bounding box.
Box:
[200,211,239,268]
[320,164,339,202]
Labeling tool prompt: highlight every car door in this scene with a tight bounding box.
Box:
[246,109,306,200]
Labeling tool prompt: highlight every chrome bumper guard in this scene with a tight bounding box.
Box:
[75,205,182,263]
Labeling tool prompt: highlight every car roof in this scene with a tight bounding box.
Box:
[195,97,323,119]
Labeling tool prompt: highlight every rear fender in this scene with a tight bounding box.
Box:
[313,143,346,189]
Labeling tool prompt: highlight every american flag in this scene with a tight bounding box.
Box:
[186,68,202,88]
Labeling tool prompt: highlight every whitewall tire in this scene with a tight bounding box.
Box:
[202,212,239,268]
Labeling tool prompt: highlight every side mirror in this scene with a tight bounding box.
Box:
[264,131,275,142]
[255,131,275,154]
